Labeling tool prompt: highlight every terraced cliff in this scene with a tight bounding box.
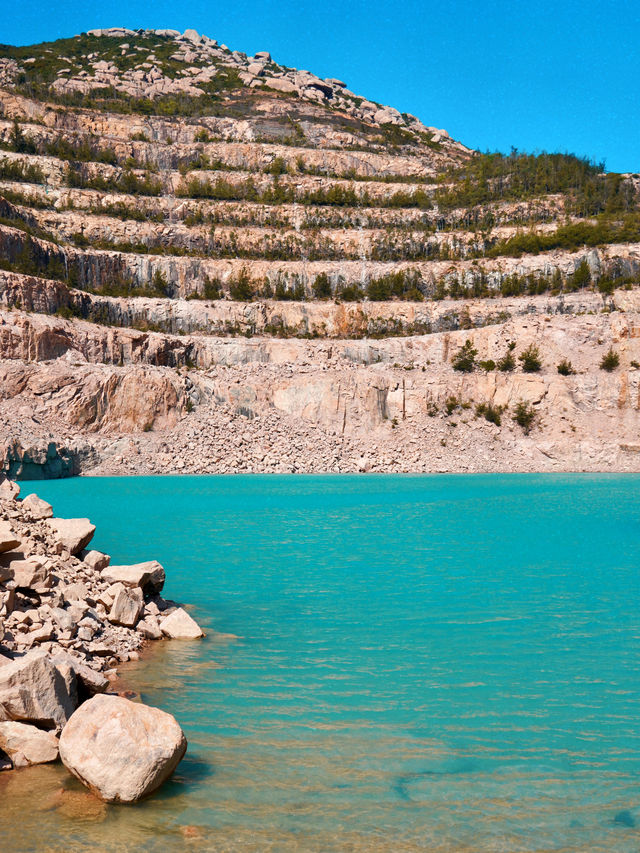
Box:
[0,27,639,476]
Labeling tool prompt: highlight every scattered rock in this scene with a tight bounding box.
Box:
[0,651,76,731]
[102,560,165,595]
[21,493,53,520]
[108,585,143,628]
[45,518,96,555]
[82,550,110,571]
[0,522,20,554]
[59,694,187,803]
[0,720,59,766]
[159,607,204,639]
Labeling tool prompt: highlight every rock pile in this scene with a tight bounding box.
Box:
[0,475,204,801]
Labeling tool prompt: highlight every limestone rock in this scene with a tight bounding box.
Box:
[0,720,59,766]
[0,522,20,554]
[102,560,165,595]
[83,550,110,571]
[46,518,96,555]
[108,585,143,627]
[159,608,204,639]
[137,616,162,640]
[49,652,108,696]
[59,694,187,803]
[21,493,53,520]
[0,651,76,730]
[0,479,19,501]
[11,557,50,591]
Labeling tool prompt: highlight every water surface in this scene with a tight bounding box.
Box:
[3,474,640,851]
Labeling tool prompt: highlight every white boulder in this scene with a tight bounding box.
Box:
[59,694,187,802]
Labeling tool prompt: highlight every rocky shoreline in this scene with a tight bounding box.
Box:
[0,474,204,801]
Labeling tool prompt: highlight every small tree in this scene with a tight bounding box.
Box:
[600,348,620,371]
[452,339,477,372]
[312,273,332,300]
[519,344,542,373]
[497,351,515,372]
[557,359,575,376]
[229,267,254,301]
[513,401,536,434]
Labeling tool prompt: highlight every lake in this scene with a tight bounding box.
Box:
[3,473,640,852]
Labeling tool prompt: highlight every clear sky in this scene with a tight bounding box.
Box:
[2,0,638,173]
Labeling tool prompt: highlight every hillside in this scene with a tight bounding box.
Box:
[0,27,639,476]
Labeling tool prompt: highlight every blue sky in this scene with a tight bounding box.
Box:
[2,0,638,172]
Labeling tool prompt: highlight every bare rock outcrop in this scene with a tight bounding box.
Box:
[59,694,187,803]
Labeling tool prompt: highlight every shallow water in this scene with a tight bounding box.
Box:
[3,473,640,851]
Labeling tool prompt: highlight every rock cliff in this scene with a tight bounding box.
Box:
[0,28,639,475]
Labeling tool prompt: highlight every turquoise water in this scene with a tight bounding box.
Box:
[3,474,640,851]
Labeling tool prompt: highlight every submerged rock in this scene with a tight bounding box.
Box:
[59,694,187,802]
[0,720,59,766]
[159,607,204,639]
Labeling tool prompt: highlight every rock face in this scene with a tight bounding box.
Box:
[0,651,76,731]
[0,719,59,766]
[102,560,165,595]
[59,694,187,803]
[45,518,96,555]
[159,607,205,639]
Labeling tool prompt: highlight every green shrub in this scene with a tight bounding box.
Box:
[445,396,459,415]
[478,359,496,371]
[475,402,502,426]
[452,339,477,372]
[513,401,536,434]
[519,344,542,373]
[312,273,332,299]
[497,351,515,372]
[557,359,575,376]
[600,348,620,371]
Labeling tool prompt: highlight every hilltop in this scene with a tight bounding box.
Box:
[0,28,639,476]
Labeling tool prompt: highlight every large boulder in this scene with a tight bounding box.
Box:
[101,560,165,595]
[0,651,76,730]
[59,694,187,803]
[0,720,59,766]
[45,518,96,555]
[159,608,204,639]
[0,522,20,554]
[108,585,143,628]
[21,493,53,520]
